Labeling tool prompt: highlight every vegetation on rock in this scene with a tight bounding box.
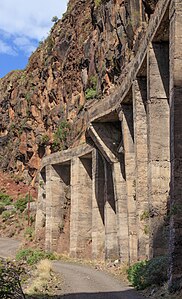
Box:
[0,190,36,239]
[52,120,70,151]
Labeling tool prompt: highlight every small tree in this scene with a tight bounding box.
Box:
[51,16,59,23]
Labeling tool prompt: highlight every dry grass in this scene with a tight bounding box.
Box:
[36,259,52,280]
[25,259,52,294]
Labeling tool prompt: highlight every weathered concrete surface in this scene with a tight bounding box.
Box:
[104,160,118,260]
[133,77,149,260]
[70,157,92,258]
[88,0,170,123]
[120,106,137,263]
[92,150,105,260]
[147,42,170,258]
[169,0,182,290]
[45,164,71,252]
[41,145,93,169]
[113,161,129,263]
[87,122,121,163]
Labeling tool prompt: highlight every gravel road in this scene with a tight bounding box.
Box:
[0,237,21,258]
[0,238,145,299]
[53,261,145,299]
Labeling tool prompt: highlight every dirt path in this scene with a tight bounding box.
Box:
[53,261,145,299]
[0,238,145,298]
[0,237,21,258]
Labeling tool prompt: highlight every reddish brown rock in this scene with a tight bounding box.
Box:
[0,0,154,183]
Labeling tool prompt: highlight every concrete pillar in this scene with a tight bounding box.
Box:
[128,0,143,29]
[133,77,149,260]
[45,164,70,252]
[35,169,46,235]
[112,160,129,263]
[70,157,92,258]
[92,150,105,260]
[104,159,119,260]
[169,0,182,290]
[120,106,137,263]
[147,42,170,258]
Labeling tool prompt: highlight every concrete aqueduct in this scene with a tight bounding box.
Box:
[35,0,182,288]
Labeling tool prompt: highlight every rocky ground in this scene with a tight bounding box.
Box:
[0,171,37,200]
[0,171,37,240]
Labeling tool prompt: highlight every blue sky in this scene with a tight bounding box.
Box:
[0,0,68,78]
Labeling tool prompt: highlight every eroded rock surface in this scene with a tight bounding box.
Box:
[0,0,155,183]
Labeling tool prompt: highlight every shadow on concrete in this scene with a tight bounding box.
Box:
[150,195,170,257]
[26,290,145,299]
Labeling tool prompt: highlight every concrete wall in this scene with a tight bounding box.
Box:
[104,159,118,260]
[169,0,182,290]
[45,164,70,252]
[92,150,105,260]
[120,105,138,263]
[35,0,182,290]
[70,156,92,258]
[147,42,170,258]
[113,160,129,263]
[133,77,149,260]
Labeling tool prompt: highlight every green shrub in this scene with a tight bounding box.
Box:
[144,256,168,286]
[54,121,69,142]
[85,88,97,100]
[127,256,168,290]
[85,75,98,100]
[140,210,150,221]
[51,16,59,23]
[1,210,14,221]
[16,249,56,265]
[24,227,34,239]
[40,134,50,145]
[52,120,70,150]
[127,260,147,290]
[94,0,102,7]
[0,192,12,207]
[14,194,33,212]
[0,206,5,214]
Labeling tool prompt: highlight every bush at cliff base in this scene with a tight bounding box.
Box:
[16,248,56,265]
[127,256,168,290]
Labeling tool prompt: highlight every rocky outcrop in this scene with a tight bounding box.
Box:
[0,0,158,184]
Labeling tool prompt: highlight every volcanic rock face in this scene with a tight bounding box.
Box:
[0,0,158,183]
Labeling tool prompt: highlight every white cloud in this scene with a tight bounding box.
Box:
[0,0,68,56]
[0,40,17,55]
[13,36,37,56]
[0,0,68,40]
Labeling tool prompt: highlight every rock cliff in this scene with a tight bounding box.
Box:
[0,0,158,184]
